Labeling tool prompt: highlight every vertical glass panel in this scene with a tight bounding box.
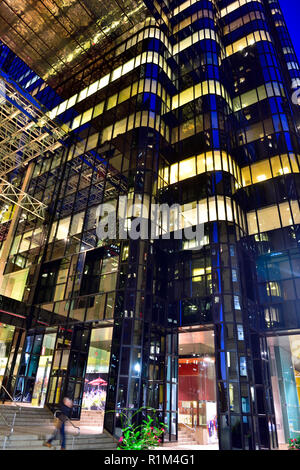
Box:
[267,335,300,444]
[197,153,205,174]
[279,202,293,227]
[208,197,217,221]
[257,206,281,233]
[290,201,300,224]
[247,211,258,235]
[178,329,218,447]
[271,156,283,177]
[179,158,196,181]
[280,155,291,175]
[170,164,178,184]
[32,333,56,407]
[229,382,240,412]
[251,160,272,184]
[82,327,113,432]
[0,324,15,388]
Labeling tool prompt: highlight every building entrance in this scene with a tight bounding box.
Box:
[0,322,15,388]
[178,328,218,448]
[268,334,300,444]
[81,327,113,431]
[31,333,56,407]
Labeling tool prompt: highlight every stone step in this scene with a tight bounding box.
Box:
[0,405,117,450]
[1,436,117,450]
[0,413,52,417]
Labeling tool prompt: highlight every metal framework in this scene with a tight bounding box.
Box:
[0,71,69,221]
[0,74,67,177]
[0,71,125,222]
[0,177,47,220]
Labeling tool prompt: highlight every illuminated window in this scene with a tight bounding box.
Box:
[257,206,281,233]
[179,158,196,181]
[251,160,272,184]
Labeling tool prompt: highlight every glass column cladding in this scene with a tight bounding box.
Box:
[268,335,300,443]
[14,332,44,402]
[31,332,56,407]
[178,328,218,448]
[0,328,25,400]
[0,323,15,388]
[46,327,72,409]
[63,323,92,418]
[82,327,113,431]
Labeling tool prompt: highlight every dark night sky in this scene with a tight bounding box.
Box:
[280,0,300,61]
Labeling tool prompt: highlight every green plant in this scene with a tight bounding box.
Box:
[288,437,300,450]
[116,408,167,450]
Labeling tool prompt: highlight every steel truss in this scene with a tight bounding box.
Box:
[0,71,69,221]
[0,177,47,220]
[0,74,67,177]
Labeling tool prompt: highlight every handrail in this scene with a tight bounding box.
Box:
[54,410,80,450]
[0,410,10,428]
[181,422,196,432]
[0,385,21,412]
[0,384,21,449]
[290,425,300,434]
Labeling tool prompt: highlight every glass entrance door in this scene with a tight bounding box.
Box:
[31,333,56,407]
[0,323,15,388]
[82,327,113,430]
[178,328,218,447]
[268,335,300,444]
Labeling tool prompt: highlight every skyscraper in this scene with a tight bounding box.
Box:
[0,0,299,450]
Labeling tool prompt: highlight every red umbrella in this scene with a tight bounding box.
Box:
[88,377,107,386]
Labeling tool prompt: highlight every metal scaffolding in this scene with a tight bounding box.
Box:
[0,177,47,220]
[0,71,69,221]
[0,73,68,177]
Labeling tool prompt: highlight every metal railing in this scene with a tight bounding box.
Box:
[181,422,196,432]
[54,410,80,450]
[0,384,22,449]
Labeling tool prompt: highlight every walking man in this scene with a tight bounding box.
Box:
[44,397,73,450]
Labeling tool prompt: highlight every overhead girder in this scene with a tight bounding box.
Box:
[0,177,47,220]
[0,72,68,178]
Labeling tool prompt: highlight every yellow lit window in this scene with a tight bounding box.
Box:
[289,153,299,172]
[208,197,217,221]
[71,114,82,130]
[107,94,118,110]
[78,87,88,103]
[247,211,258,235]
[111,66,122,81]
[196,153,204,174]
[81,108,93,125]
[257,206,281,233]
[204,152,213,171]
[280,154,291,175]
[242,166,251,186]
[267,282,281,297]
[217,197,226,220]
[222,152,229,172]
[290,200,300,224]
[93,101,104,118]
[198,199,208,224]
[251,160,272,184]
[279,202,292,227]
[214,151,222,171]
[170,164,179,184]
[270,156,282,176]
[179,157,196,181]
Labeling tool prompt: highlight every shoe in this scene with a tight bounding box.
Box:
[60,447,66,450]
[43,442,52,448]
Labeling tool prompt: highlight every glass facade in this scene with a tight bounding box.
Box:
[0,0,299,450]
